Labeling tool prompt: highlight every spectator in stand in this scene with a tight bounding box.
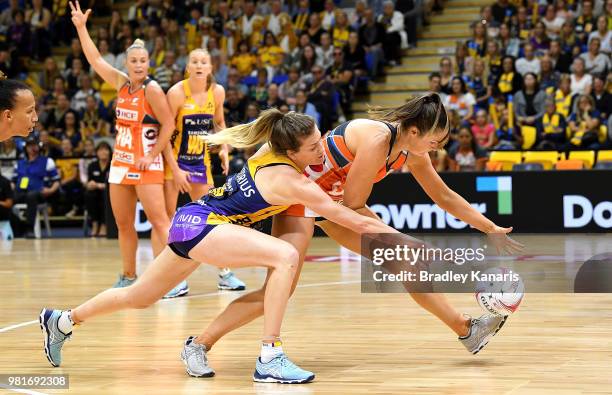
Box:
[493,99,523,149]
[465,59,491,110]
[344,31,367,82]
[467,21,487,59]
[511,6,531,42]
[226,66,249,98]
[317,32,334,70]
[548,74,576,118]
[12,137,60,236]
[492,0,517,25]
[447,126,488,172]
[98,39,115,68]
[8,10,31,59]
[327,47,353,120]
[0,167,16,233]
[591,74,611,120]
[0,139,17,180]
[535,97,568,150]
[495,55,522,97]
[78,138,96,186]
[153,51,179,92]
[80,96,109,139]
[378,0,406,66]
[291,89,321,127]
[223,87,247,126]
[43,93,71,135]
[568,94,603,149]
[570,57,593,96]
[64,38,89,72]
[428,73,446,101]
[484,40,503,83]
[530,21,550,55]
[549,39,572,74]
[298,44,319,76]
[64,57,85,96]
[258,31,285,74]
[308,64,336,131]
[514,72,547,129]
[38,57,61,93]
[471,109,496,149]
[559,20,578,54]
[580,37,611,75]
[539,55,561,91]
[455,41,473,76]
[71,74,99,114]
[358,8,386,77]
[261,83,286,110]
[249,67,269,106]
[589,15,611,54]
[26,0,52,61]
[230,40,257,77]
[439,57,454,95]
[542,4,564,40]
[332,11,352,49]
[444,77,476,123]
[320,0,337,31]
[279,66,304,104]
[84,141,111,237]
[60,110,83,155]
[575,0,596,44]
[244,102,260,123]
[499,22,520,58]
[56,138,82,218]
[306,12,325,45]
[515,43,540,76]
[292,0,310,35]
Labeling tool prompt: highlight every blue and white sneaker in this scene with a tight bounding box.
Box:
[112,274,137,288]
[218,271,246,291]
[253,354,315,384]
[39,308,71,367]
[164,280,190,299]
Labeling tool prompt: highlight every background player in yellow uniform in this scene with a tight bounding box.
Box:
[163,49,245,298]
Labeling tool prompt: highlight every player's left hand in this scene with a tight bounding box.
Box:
[219,148,230,176]
[136,155,154,171]
[487,226,524,255]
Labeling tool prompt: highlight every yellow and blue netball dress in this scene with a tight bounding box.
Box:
[168,150,301,258]
[169,81,215,184]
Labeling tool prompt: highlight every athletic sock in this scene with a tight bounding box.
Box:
[57,310,75,335]
[260,340,283,363]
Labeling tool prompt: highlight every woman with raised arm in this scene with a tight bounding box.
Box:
[69,1,174,287]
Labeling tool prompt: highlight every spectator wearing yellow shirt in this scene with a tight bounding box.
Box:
[332,10,351,48]
[231,40,258,77]
[278,14,298,54]
[56,138,82,218]
[184,7,202,51]
[258,32,286,71]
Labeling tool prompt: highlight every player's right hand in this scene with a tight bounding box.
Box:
[173,168,192,194]
[69,1,91,29]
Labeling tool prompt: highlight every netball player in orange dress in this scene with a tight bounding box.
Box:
[185,94,524,375]
[70,1,175,287]
[163,48,245,298]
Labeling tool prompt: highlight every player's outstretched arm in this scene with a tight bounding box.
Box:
[69,1,127,90]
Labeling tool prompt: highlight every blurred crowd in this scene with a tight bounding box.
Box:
[425,0,611,172]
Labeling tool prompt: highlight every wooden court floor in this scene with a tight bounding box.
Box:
[0,235,611,394]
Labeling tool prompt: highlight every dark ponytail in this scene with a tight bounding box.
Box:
[368,93,449,142]
[0,71,31,111]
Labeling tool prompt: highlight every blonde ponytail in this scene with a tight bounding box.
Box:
[205,108,316,154]
[205,108,285,148]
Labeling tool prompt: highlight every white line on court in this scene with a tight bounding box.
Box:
[0,320,37,334]
[0,280,361,334]
[0,383,49,395]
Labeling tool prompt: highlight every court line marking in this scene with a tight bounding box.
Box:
[0,320,38,334]
[0,383,49,395]
[0,280,361,333]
